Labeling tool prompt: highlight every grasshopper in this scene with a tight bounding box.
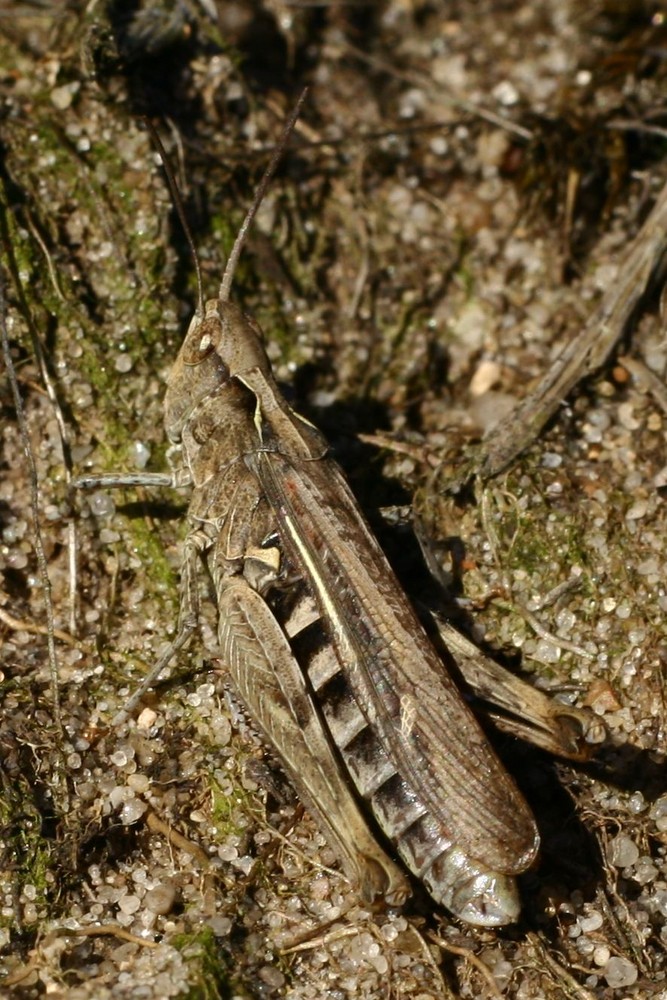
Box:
[74,97,603,926]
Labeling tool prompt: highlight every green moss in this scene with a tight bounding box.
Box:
[492,473,592,579]
[1,106,171,400]
[209,210,240,270]
[0,781,55,935]
[512,512,589,578]
[209,767,258,840]
[452,240,475,298]
[20,832,52,898]
[173,926,235,1000]
[131,517,178,591]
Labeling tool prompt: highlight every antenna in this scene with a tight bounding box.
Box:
[218,87,308,303]
[143,116,206,319]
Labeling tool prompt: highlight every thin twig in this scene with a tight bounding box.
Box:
[6,215,79,634]
[607,118,667,141]
[62,924,159,947]
[0,273,63,731]
[0,599,80,646]
[454,177,667,486]
[357,431,438,466]
[340,42,533,142]
[144,808,210,865]
[525,932,599,1000]
[411,926,455,999]
[280,924,361,956]
[24,210,66,302]
[0,924,159,987]
[429,933,501,1000]
[493,598,595,660]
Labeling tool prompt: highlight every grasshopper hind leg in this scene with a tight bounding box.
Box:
[217,576,409,905]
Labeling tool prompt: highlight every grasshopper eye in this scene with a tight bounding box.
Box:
[182,317,218,366]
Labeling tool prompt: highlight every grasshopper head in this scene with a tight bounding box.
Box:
[207,299,274,380]
[176,299,271,375]
[164,298,268,442]
[165,295,326,461]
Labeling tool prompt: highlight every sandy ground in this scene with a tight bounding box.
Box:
[2,2,667,997]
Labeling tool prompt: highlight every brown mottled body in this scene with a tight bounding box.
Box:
[74,106,603,923]
[162,298,538,924]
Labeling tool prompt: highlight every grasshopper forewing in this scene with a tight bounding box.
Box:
[74,100,603,925]
[218,576,409,906]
